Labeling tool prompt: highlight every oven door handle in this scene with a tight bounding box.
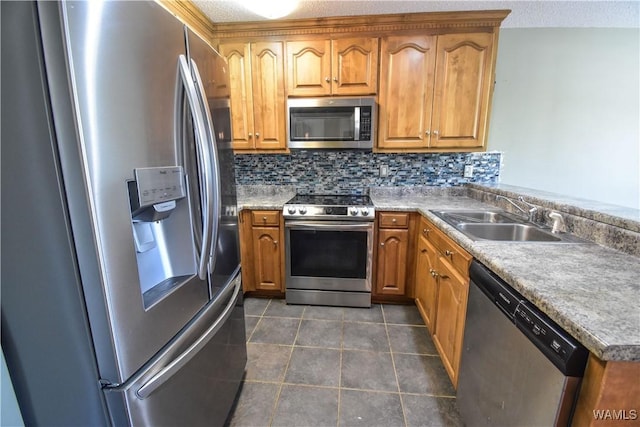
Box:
[285,221,373,231]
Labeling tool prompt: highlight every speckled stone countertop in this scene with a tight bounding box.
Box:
[236,184,640,361]
[370,186,640,362]
[237,185,296,210]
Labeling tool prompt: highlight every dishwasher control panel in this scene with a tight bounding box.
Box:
[515,303,588,376]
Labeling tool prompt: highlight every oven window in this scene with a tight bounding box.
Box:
[289,229,367,279]
[289,107,355,141]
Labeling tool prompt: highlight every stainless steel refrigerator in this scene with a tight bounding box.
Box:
[1,1,246,425]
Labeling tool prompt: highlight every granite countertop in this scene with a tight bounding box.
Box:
[371,190,640,362]
[236,184,640,361]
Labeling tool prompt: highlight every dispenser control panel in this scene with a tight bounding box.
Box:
[134,166,185,207]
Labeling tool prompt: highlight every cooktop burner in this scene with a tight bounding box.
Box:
[283,194,374,221]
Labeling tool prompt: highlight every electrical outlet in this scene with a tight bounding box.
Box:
[380,164,389,177]
[464,165,474,178]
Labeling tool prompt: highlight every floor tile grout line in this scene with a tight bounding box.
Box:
[382,304,410,427]
[336,315,345,427]
[267,305,306,427]
[242,378,456,398]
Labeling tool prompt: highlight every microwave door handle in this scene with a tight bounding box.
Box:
[190,58,221,273]
[178,55,213,280]
[354,106,360,141]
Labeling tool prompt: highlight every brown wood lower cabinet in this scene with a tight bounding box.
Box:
[414,232,439,334]
[239,209,285,293]
[414,215,471,388]
[374,212,416,301]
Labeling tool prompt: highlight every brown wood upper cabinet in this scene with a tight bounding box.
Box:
[286,38,379,96]
[218,42,286,151]
[378,32,495,151]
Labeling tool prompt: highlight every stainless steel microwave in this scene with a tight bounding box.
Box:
[287,97,376,149]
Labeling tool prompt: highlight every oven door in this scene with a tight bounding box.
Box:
[285,221,373,292]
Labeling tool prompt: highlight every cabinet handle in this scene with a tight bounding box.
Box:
[325,77,331,83]
[445,250,455,257]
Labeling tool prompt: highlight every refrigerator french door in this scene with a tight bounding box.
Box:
[1,1,246,426]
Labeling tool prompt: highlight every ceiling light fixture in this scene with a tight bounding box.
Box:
[236,0,299,19]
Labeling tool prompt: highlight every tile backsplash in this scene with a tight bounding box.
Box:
[234,150,502,195]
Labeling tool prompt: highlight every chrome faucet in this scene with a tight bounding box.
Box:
[548,211,567,234]
[495,195,538,222]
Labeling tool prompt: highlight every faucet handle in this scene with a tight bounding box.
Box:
[548,211,566,234]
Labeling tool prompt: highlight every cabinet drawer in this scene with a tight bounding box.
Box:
[379,212,409,229]
[251,210,280,226]
[420,216,471,278]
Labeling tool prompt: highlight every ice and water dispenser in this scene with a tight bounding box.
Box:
[128,166,198,309]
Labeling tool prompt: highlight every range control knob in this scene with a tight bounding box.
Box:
[360,207,369,216]
[287,206,297,215]
[299,207,307,215]
[349,207,359,216]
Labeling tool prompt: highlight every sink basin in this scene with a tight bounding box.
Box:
[432,210,522,224]
[456,223,561,242]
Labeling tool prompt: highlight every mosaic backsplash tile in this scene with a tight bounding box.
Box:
[234,151,502,195]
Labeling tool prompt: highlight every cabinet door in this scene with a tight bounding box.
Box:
[375,228,409,295]
[251,42,286,150]
[219,43,255,150]
[432,257,468,388]
[287,40,331,96]
[415,234,439,334]
[431,32,494,149]
[332,38,379,95]
[378,35,436,149]
[251,227,283,291]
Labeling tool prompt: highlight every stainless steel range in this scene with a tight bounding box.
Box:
[283,194,375,308]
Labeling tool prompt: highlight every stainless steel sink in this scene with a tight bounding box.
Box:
[431,210,522,224]
[429,209,584,243]
[456,223,561,242]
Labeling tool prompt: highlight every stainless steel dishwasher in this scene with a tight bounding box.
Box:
[457,261,588,427]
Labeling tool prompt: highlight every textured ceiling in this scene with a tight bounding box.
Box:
[192,1,640,28]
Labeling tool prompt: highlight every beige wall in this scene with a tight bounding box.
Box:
[487,28,640,209]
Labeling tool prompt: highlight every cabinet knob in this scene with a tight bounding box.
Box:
[423,228,430,235]
[273,240,278,247]
[255,132,260,138]
[325,77,331,83]
[433,130,439,136]
[445,249,455,257]
[333,77,338,82]
[262,216,267,221]
[425,130,431,136]
[392,218,397,223]
[248,133,253,138]
[430,269,438,278]
[380,242,385,247]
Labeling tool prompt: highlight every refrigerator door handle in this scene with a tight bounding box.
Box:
[177,55,214,280]
[189,58,221,273]
[135,271,241,399]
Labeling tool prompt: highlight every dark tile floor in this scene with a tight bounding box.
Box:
[227,297,464,427]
